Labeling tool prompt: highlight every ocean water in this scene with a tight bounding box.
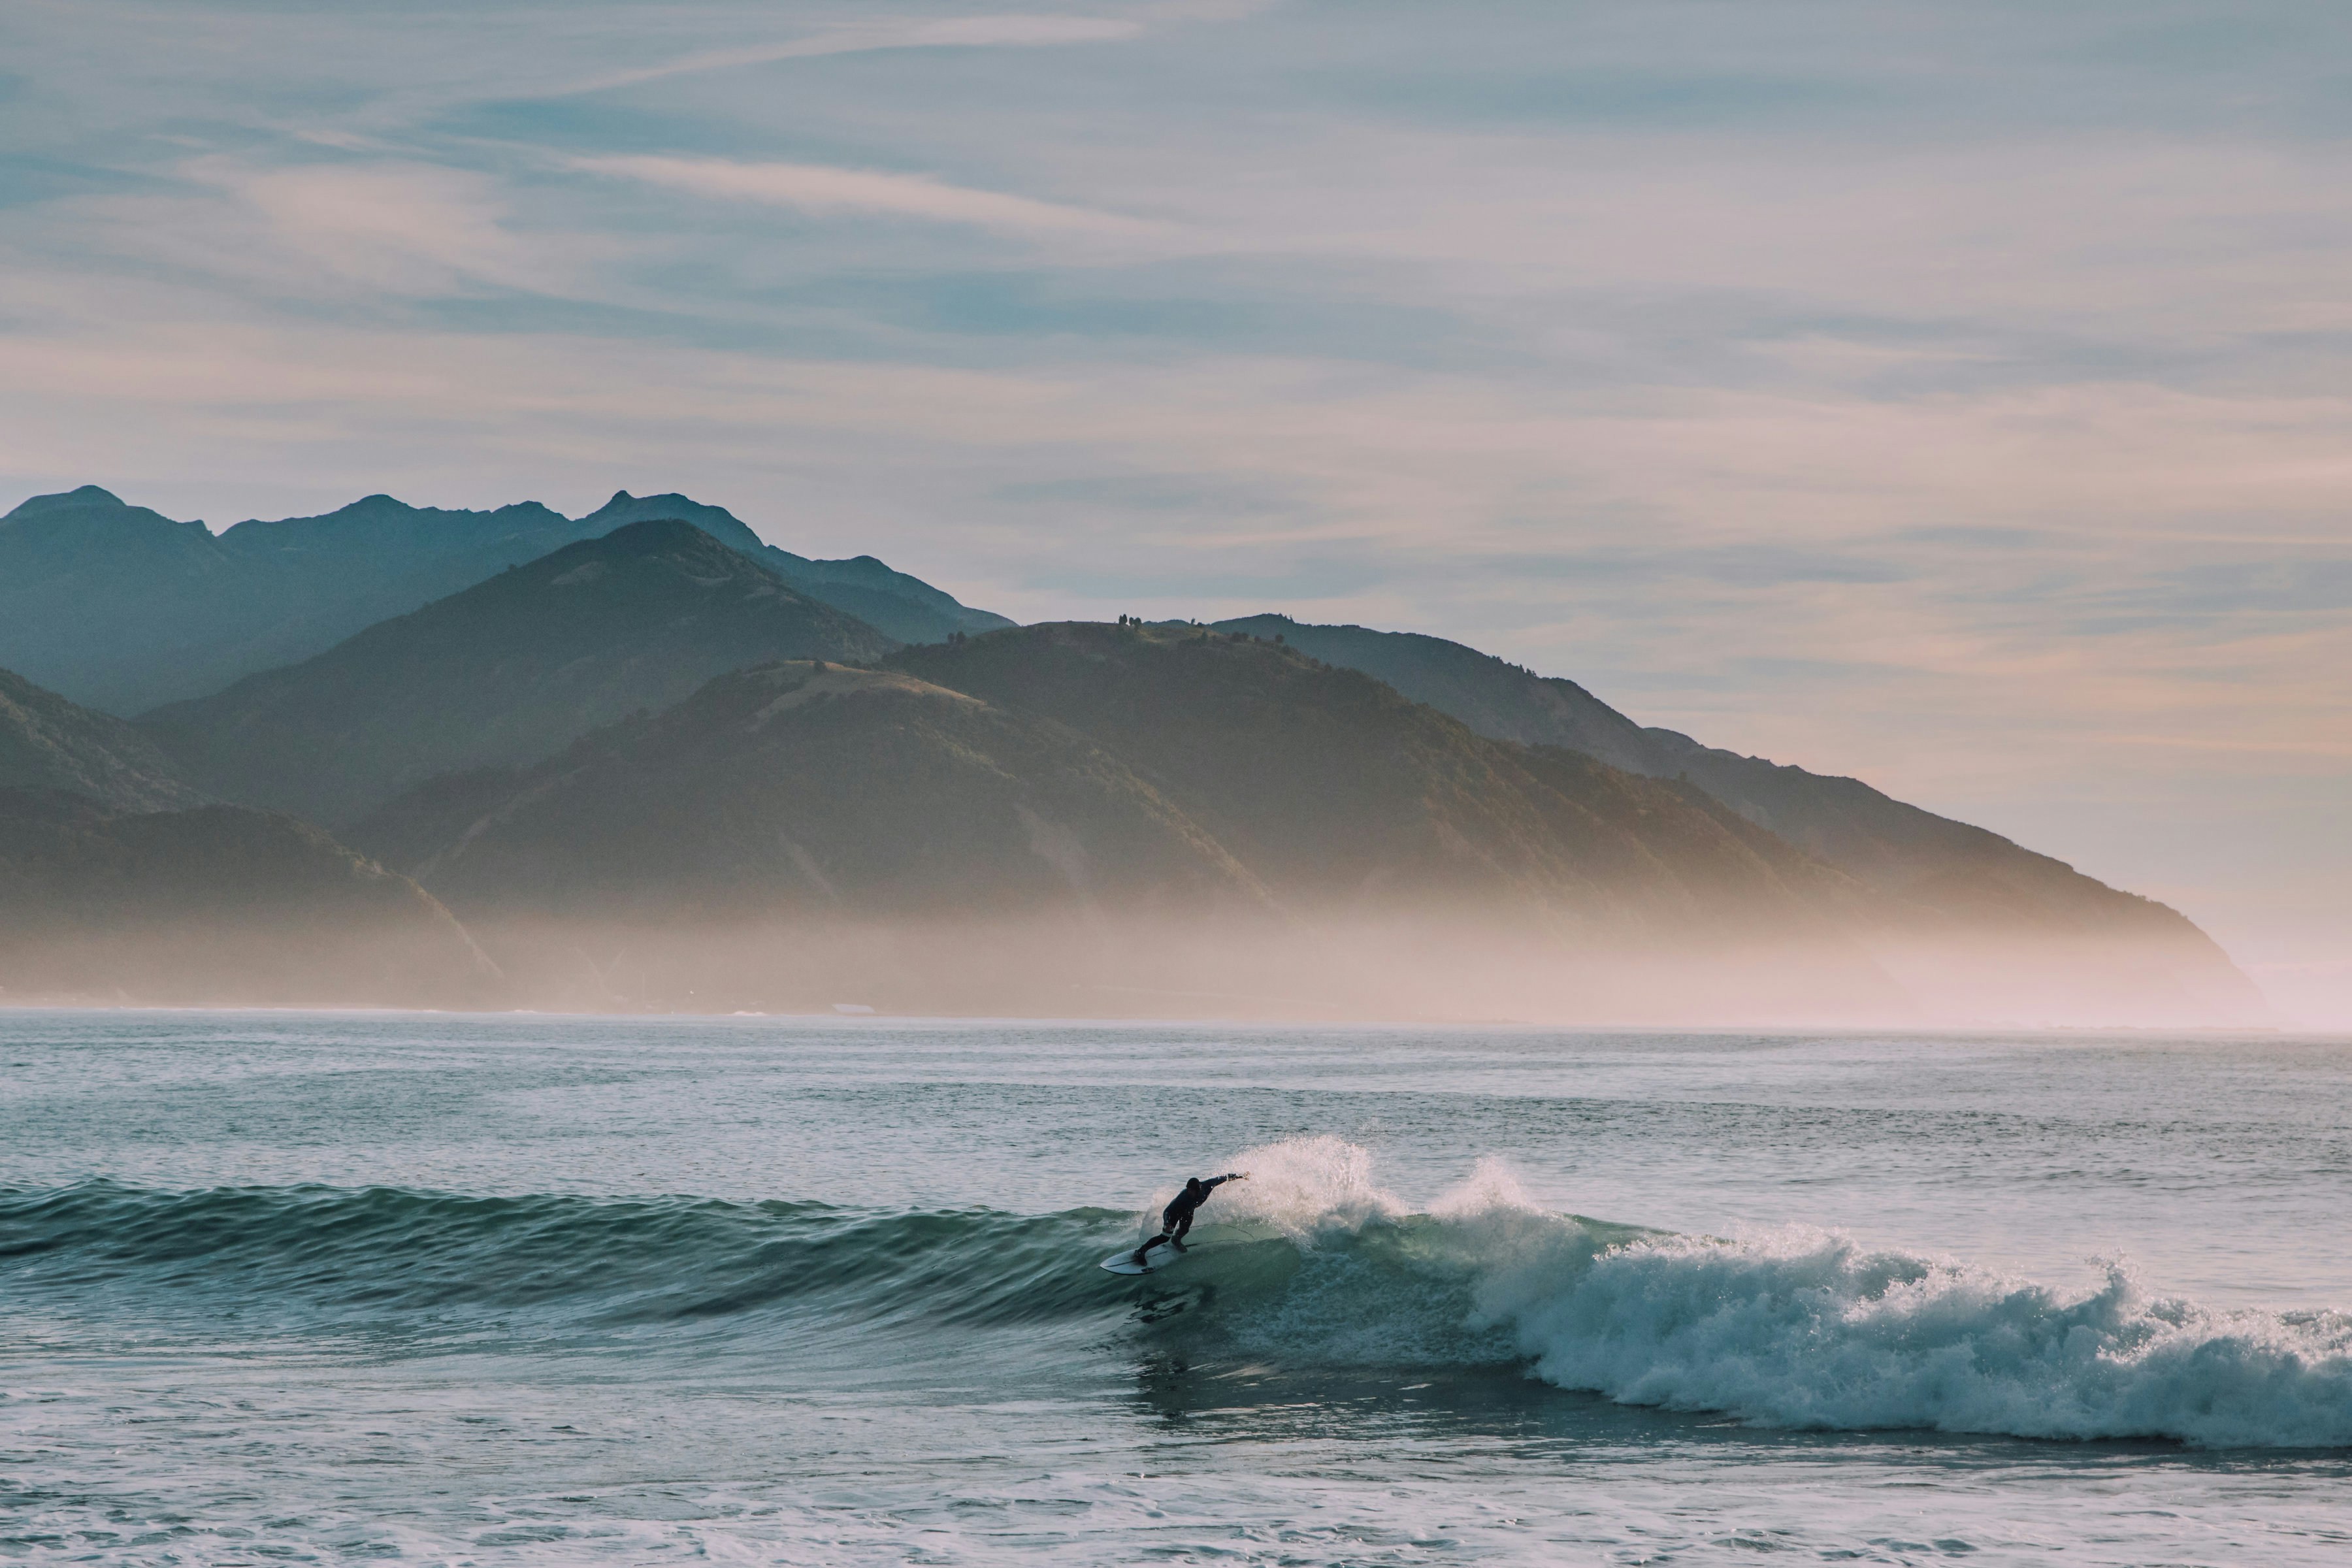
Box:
[4,1012,2350,1566]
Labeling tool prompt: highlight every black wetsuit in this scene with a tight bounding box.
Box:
[1134,1175,1233,1264]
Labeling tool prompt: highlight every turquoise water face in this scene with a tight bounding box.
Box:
[4,1011,2350,1565]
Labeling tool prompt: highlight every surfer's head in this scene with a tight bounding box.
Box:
[1184,1177,1203,1193]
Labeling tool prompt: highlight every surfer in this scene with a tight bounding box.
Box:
[1132,1172,1247,1266]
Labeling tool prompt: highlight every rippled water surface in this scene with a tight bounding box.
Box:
[4,1010,2350,1565]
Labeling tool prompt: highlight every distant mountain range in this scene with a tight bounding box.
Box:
[0,483,2270,1023]
[0,485,1008,713]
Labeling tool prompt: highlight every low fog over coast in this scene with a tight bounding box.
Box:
[0,487,2267,1027]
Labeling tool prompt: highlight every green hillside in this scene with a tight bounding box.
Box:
[355,660,1264,918]
[140,520,898,825]
[1209,614,2262,1020]
[1214,613,1657,772]
[0,668,205,813]
[894,622,1863,937]
[1215,613,2235,934]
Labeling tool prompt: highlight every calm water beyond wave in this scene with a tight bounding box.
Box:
[4,1011,2351,1566]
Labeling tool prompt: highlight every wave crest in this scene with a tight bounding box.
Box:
[1184,1138,2352,1448]
[10,1144,2351,1448]
[1490,1226,2352,1447]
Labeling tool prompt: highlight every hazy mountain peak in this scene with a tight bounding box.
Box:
[3,485,200,532]
[576,489,766,552]
[576,514,742,559]
[529,517,812,600]
[568,491,1012,643]
[1,481,1015,711]
[7,484,130,517]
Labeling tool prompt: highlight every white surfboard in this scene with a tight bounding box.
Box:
[1100,1242,1188,1275]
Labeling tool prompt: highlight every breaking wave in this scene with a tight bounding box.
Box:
[8,1137,2350,1448]
[1182,1137,2352,1449]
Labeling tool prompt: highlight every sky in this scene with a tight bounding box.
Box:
[3,0,2348,1022]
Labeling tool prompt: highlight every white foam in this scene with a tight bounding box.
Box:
[1192,1134,1405,1241]
[1213,1139,2352,1448]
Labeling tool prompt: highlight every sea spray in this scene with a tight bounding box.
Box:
[1191,1137,2352,1448]
[1491,1228,2352,1447]
[1168,1133,1403,1239]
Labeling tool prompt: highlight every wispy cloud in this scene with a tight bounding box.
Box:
[229,162,551,296]
[23,157,587,308]
[574,154,1168,241]
[540,15,1144,99]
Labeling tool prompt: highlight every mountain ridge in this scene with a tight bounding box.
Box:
[1211,613,2260,1021]
[578,491,1013,644]
[0,484,2264,1025]
[139,519,897,825]
[0,483,1011,713]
